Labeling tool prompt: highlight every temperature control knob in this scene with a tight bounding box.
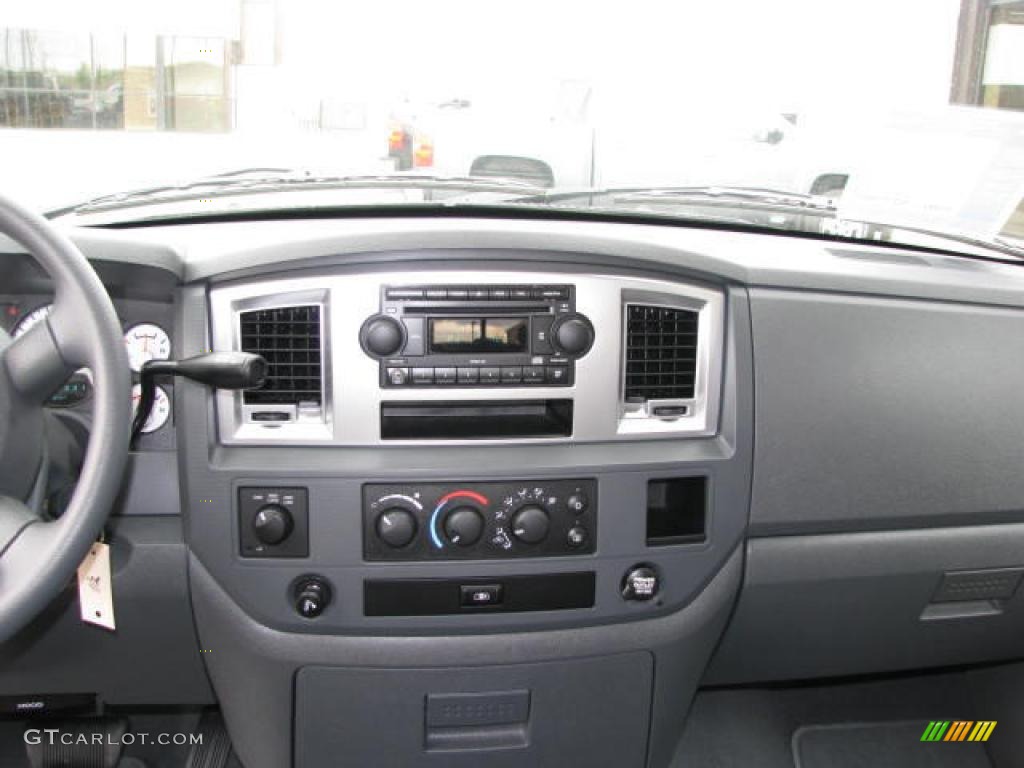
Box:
[253,504,293,546]
[551,313,595,357]
[511,505,550,544]
[444,506,485,547]
[360,315,405,358]
[376,508,418,548]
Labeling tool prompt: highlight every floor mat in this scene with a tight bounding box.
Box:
[671,668,1015,768]
[793,721,992,768]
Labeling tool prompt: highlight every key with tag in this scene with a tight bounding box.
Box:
[77,541,115,631]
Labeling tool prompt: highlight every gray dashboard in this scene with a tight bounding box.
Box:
[4,215,1024,767]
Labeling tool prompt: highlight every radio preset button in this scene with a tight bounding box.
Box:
[479,367,501,383]
[524,366,545,384]
[387,367,410,385]
[425,288,447,299]
[546,365,570,385]
[510,287,531,300]
[500,366,523,384]
[489,288,509,300]
[535,286,569,300]
[435,367,457,384]
[447,288,468,299]
[531,315,555,355]
[412,367,434,384]
[386,288,423,299]
[401,317,425,356]
[457,367,479,384]
[468,288,489,300]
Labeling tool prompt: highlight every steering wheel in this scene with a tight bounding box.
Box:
[0,194,130,644]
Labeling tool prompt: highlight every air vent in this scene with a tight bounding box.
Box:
[240,305,322,405]
[624,304,699,402]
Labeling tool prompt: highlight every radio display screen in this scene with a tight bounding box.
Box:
[429,317,529,354]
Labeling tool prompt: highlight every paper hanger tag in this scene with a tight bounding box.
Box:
[77,542,115,631]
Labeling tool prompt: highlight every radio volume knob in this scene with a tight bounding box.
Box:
[551,313,595,357]
[360,315,405,358]
[511,505,550,544]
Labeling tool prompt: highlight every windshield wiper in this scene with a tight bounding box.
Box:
[50,171,544,217]
[528,185,838,212]
[517,184,1024,261]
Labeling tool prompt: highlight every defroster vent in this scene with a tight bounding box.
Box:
[240,305,322,405]
[625,305,699,401]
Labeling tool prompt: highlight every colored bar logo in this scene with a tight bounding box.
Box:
[921,721,997,742]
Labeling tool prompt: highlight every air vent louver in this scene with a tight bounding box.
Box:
[240,305,322,405]
[625,304,699,401]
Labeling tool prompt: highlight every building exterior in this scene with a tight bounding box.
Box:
[952,0,1024,110]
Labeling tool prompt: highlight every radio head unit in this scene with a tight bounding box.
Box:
[359,284,594,388]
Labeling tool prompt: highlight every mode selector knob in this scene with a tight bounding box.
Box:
[444,507,485,547]
[551,313,595,357]
[253,504,293,546]
[511,505,550,544]
[376,507,418,548]
[360,314,405,358]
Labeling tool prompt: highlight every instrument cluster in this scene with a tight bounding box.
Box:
[2,298,174,433]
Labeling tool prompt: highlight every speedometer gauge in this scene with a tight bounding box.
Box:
[124,323,171,372]
[13,304,53,338]
[131,384,170,434]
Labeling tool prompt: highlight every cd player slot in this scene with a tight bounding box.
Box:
[402,305,550,315]
[381,400,573,440]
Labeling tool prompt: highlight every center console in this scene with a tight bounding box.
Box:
[199,264,737,632]
[184,244,752,768]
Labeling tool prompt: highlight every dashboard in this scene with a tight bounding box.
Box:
[4,216,1024,768]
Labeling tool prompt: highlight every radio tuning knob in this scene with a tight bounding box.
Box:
[360,315,405,358]
[551,313,595,357]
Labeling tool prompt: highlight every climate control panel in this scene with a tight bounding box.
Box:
[363,480,597,561]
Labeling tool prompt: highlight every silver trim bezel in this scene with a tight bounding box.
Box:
[618,288,723,436]
[209,270,723,445]
[213,287,332,442]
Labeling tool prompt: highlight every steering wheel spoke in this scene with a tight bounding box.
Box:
[3,318,77,404]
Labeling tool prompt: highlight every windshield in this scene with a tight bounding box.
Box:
[5,1,1024,254]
